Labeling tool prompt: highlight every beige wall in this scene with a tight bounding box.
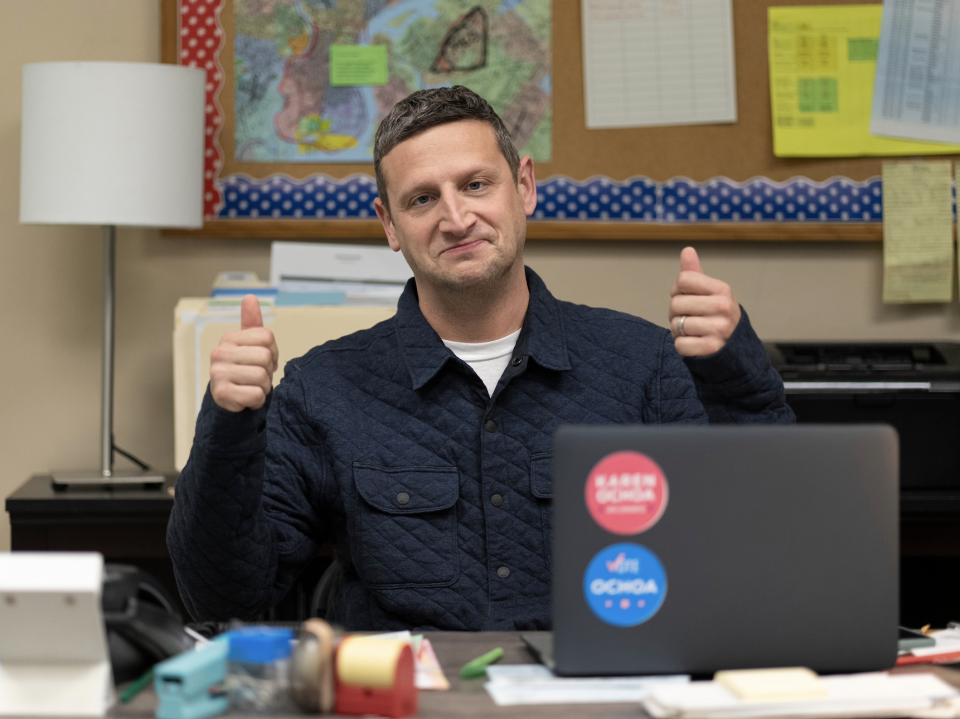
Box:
[3,1,960,552]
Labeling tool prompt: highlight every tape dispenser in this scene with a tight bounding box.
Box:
[335,635,418,718]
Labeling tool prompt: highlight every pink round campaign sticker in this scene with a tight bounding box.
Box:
[585,451,669,535]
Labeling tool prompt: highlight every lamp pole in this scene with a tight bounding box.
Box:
[100,225,115,477]
[51,226,163,485]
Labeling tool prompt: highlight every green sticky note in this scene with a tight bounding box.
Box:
[847,37,878,62]
[330,45,388,86]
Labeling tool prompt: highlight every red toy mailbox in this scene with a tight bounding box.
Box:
[335,636,418,718]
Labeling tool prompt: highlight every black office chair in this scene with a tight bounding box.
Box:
[310,559,343,620]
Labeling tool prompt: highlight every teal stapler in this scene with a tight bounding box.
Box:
[154,640,229,719]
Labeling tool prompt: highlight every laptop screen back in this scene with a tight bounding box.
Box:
[551,424,898,676]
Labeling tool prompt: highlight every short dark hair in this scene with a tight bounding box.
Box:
[374,86,520,212]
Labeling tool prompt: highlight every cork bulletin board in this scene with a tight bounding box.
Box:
[162,0,957,241]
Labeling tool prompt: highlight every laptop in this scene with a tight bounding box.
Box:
[546,424,899,676]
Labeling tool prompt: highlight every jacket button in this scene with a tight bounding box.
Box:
[485,420,497,433]
[491,494,504,507]
[397,492,410,505]
[497,566,510,579]
[511,356,523,367]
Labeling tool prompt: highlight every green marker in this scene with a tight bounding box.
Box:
[460,647,504,679]
[119,668,154,703]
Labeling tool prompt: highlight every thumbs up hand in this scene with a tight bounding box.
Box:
[210,294,280,412]
[669,247,742,358]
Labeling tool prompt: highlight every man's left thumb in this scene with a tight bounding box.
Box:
[680,246,703,274]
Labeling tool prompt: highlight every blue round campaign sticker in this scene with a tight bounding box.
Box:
[583,543,667,627]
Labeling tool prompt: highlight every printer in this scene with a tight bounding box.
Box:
[766,342,960,512]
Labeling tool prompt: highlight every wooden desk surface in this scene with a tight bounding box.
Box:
[112,631,634,718]
[110,631,960,719]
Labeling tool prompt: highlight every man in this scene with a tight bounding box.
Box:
[168,87,793,631]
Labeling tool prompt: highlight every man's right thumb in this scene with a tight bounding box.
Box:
[240,294,263,330]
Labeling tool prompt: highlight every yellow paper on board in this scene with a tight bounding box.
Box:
[768,5,960,157]
[882,161,954,304]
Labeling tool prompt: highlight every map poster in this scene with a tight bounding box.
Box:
[232,0,552,164]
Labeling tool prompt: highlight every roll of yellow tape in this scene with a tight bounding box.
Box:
[336,637,407,689]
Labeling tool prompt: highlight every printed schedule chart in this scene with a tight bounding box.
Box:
[581,0,738,129]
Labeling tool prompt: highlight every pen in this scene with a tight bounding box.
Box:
[460,647,504,679]
[119,668,154,704]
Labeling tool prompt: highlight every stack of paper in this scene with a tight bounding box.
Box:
[641,672,960,719]
[173,299,396,469]
[484,664,688,706]
[270,242,412,307]
[899,627,960,666]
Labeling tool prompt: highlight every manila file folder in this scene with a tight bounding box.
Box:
[174,299,395,470]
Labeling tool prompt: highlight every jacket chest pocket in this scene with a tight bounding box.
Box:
[353,463,460,589]
[530,453,553,569]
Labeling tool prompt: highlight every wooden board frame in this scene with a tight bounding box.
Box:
[161,0,954,241]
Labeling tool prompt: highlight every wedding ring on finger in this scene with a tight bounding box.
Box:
[677,315,688,337]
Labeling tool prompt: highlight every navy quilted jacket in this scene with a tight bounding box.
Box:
[168,268,794,630]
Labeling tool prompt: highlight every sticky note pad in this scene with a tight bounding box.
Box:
[337,637,407,688]
[330,45,388,87]
[714,667,827,703]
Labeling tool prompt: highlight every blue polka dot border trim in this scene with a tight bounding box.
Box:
[216,173,908,223]
[655,176,884,223]
[219,174,378,220]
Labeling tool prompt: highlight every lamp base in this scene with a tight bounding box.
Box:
[51,471,166,486]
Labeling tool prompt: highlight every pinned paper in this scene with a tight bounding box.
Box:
[768,5,960,157]
[330,45,388,86]
[881,161,955,304]
[871,1,960,145]
[581,0,737,129]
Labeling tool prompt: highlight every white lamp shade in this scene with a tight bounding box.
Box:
[20,62,206,228]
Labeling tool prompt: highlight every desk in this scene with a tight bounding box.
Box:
[4,475,329,621]
[5,474,183,613]
[6,475,176,555]
[7,474,960,625]
[108,631,960,719]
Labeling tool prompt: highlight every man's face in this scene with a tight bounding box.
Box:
[374,120,537,295]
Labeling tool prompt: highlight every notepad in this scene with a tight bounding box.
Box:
[581,0,737,129]
[714,667,826,703]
